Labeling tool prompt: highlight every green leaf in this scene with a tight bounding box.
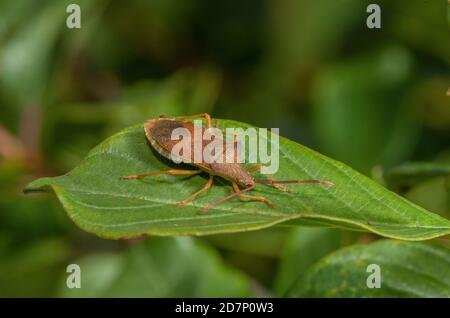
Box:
[385,162,450,188]
[0,239,69,297]
[0,1,66,106]
[404,178,450,219]
[312,46,418,174]
[274,228,353,296]
[384,161,450,218]
[206,228,287,258]
[59,237,250,297]
[24,119,450,240]
[288,240,450,298]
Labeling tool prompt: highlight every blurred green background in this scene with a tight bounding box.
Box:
[0,0,449,297]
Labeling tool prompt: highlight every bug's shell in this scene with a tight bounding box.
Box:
[143,117,254,186]
[144,118,212,170]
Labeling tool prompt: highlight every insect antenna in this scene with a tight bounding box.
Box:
[202,185,255,213]
[255,179,335,187]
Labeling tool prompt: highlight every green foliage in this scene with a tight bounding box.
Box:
[385,161,450,218]
[0,1,65,107]
[60,237,251,297]
[0,239,70,297]
[25,120,450,240]
[273,228,350,296]
[385,162,450,188]
[312,46,418,174]
[0,0,449,298]
[288,240,450,297]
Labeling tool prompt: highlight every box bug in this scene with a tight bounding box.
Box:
[122,113,334,212]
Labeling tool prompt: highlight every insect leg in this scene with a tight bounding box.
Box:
[178,113,212,128]
[202,184,255,213]
[231,182,273,207]
[121,169,202,180]
[176,175,214,207]
[247,164,292,192]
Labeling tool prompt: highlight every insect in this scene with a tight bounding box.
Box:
[121,113,334,212]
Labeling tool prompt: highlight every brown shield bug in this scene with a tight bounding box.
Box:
[122,113,334,212]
